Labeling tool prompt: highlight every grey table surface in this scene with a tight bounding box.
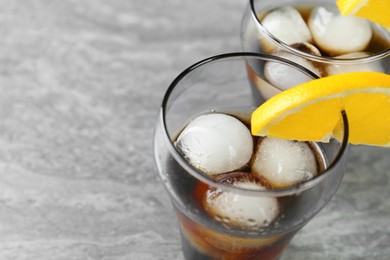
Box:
[0,0,389,259]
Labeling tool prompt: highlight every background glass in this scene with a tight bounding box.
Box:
[241,0,390,82]
[154,53,349,259]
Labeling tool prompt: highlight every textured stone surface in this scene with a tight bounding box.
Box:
[0,0,388,259]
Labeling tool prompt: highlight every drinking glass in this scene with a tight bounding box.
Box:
[241,0,390,84]
[153,52,349,260]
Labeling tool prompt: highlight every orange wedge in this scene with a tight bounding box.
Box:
[251,72,390,147]
[336,0,390,29]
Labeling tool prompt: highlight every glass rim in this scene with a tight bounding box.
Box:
[249,0,390,65]
[160,52,349,197]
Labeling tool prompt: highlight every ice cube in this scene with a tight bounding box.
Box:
[308,6,372,55]
[204,174,279,228]
[291,42,322,56]
[326,52,385,75]
[175,113,253,176]
[263,51,322,92]
[251,137,318,188]
[262,6,312,46]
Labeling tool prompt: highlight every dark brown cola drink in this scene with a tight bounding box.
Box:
[173,113,327,260]
[242,2,390,102]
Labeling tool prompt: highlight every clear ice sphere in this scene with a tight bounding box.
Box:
[264,51,322,91]
[262,6,312,46]
[252,137,318,188]
[326,52,385,75]
[308,6,372,55]
[205,180,279,228]
[291,42,322,56]
[175,113,253,176]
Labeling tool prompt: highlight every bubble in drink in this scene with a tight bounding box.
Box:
[262,6,312,47]
[252,137,318,188]
[175,113,253,176]
[326,52,385,75]
[264,51,321,91]
[204,173,279,229]
[308,6,372,55]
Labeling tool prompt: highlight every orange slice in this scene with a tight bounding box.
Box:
[336,0,390,28]
[251,72,390,146]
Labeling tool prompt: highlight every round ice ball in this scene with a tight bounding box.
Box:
[264,51,322,91]
[308,6,372,55]
[326,52,385,75]
[291,42,322,57]
[204,179,279,228]
[175,113,253,176]
[252,137,318,188]
[262,6,312,46]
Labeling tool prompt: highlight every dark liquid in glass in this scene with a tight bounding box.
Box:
[171,113,327,260]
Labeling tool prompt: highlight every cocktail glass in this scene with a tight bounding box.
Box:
[153,52,349,260]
